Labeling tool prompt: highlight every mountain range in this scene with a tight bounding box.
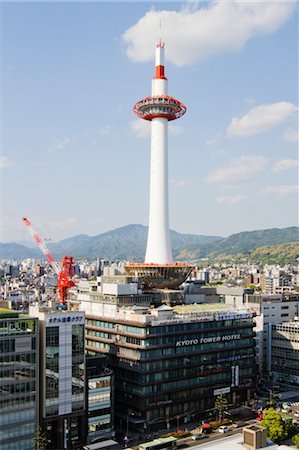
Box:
[0,225,298,263]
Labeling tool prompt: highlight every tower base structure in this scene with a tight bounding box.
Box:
[124,263,193,290]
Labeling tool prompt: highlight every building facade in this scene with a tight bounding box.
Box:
[0,309,39,450]
[269,321,299,386]
[30,306,86,449]
[216,288,299,376]
[86,355,114,444]
[68,281,256,431]
[244,294,299,376]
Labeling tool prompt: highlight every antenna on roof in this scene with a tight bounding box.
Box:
[158,15,165,48]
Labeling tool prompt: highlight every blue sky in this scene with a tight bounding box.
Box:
[1,1,298,243]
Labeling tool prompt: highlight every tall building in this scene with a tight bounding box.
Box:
[269,321,299,387]
[30,306,86,449]
[68,280,256,431]
[0,309,39,450]
[134,41,186,264]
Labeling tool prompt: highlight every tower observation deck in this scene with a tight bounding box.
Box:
[125,41,192,289]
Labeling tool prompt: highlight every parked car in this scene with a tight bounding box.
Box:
[235,421,246,428]
[218,426,230,433]
[192,434,207,440]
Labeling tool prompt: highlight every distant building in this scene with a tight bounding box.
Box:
[0,309,39,450]
[30,305,86,449]
[35,265,45,276]
[218,288,299,376]
[244,293,299,376]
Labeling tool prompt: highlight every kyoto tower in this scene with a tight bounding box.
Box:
[134,41,186,264]
[125,42,193,289]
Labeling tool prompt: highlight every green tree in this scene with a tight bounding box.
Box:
[34,426,47,450]
[261,408,286,443]
[293,434,299,449]
[215,394,228,422]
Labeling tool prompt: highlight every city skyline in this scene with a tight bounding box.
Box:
[1,1,298,243]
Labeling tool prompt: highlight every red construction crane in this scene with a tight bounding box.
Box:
[22,217,76,306]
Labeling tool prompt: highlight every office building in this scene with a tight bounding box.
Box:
[217,288,299,376]
[269,321,299,386]
[0,309,39,450]
[86,356,114,444]
[30,305,86,449]
[69,281,256,431]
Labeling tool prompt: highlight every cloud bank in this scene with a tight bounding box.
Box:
[216,194,247,205]
[260,185,299,197]
[227,102,298,137]
[273,159,298,172]
[122,2,296,66]
[205,155,268,184]
[0,156,13,169]
[130,119,183,138]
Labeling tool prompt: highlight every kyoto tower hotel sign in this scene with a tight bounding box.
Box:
[126,42,192,288]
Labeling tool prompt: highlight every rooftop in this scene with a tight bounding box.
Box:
[173,304,230,313]
[193,433,289,450]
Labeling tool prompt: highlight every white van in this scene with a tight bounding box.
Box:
[218,426,230,433]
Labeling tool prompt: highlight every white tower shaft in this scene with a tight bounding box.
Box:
[145,45,173,264]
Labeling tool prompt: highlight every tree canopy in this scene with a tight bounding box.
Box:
[261,408,286,443]
[214,394,228,422]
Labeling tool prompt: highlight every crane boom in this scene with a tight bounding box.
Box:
[22,217,76,305]
[22,217,61,274]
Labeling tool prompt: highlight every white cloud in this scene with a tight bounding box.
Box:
[260,185,299,197]
[0,156,12,168]
[169,124,183,135]
[227,102,298,137]
[99,125,111,136]
[243,98,256,106]
[48,137,71,152]
[122,2,296,66]
[283,127,299,143]
[205,155,268,184]
[171,179,192,188]
[216,194,247,205]
[273,159,298,172]
[130,119,183,138]
[130,120,150,138]
[206,132,222,146]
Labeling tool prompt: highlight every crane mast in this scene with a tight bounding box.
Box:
[22,217,75,306]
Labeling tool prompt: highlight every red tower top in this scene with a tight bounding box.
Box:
[133,42,186,121]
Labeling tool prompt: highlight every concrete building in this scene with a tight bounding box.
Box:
[193,431,289,450]
[86,356,114,444]
[243,294,299,376]
[269,321,299,387]
[217,288,299,376]
[0,309,39,450]
[184,283,219,304]
[30,305,86,449]
[68,282,256,431]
